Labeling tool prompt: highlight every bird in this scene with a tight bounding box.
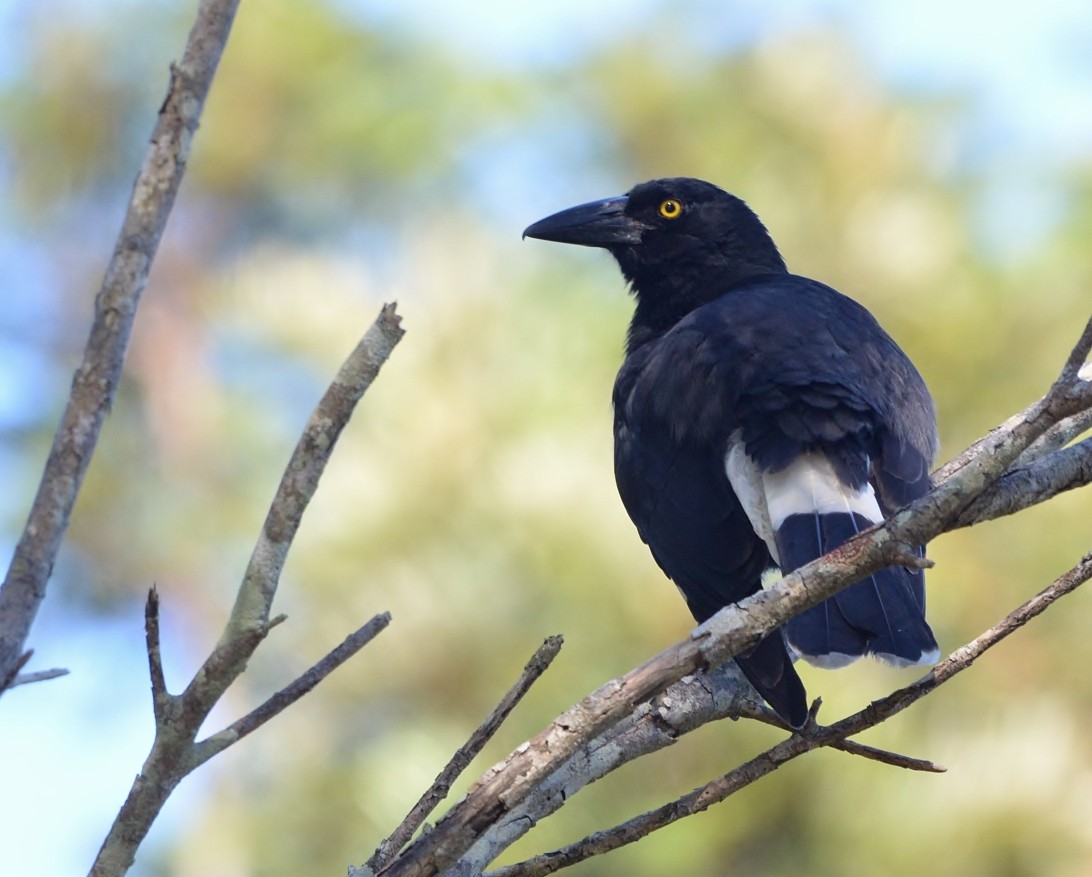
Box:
[524,177,940,729]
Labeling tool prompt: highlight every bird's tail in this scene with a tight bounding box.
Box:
[733,632,809,729]
[777,511,939,668]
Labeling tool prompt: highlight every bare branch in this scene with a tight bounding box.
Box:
[950,437,1092,530]
[0,0,244,695]
[0,649,33,693]
[363,636,564,876]
[144,587,169,725]
[827,738,944,772]
[487,550,1092,877]
[91,302,404,877]
[735,700,944,772]
[189,611,392,771]
[1017,407,1092,465]
[181,302,405,722]
[1060,314,1092,380]
[226,302,404,639]
[452,666,941,877]
[9,667,69,687]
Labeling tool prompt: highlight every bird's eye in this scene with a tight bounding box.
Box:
[658,198,683,219]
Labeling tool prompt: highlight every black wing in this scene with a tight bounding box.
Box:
[614,330,808,728]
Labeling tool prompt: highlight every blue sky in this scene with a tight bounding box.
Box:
[2,1,1091,874]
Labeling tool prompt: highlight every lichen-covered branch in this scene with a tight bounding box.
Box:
[486,549,1092,877]
[452,663,940,877]
[949,436,1092,530]
[0,0,242,695]
[360,636,565,877]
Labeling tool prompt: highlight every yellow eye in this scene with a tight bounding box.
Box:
[658,198,683,219]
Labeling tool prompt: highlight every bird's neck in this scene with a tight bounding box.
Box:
[624,262,787,354]
[626,286,706,353]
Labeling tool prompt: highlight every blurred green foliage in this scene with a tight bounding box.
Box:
[2,2,1091,876]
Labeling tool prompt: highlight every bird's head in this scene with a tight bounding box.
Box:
[524,178,787,346]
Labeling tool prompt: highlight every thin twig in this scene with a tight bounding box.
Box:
[222,303,405,647]
[189,612,392,771]
[733,700,944,772]
[364,636,564,876]
[9,667,69,687]
[1060,314,1092,380]
[144,588,168,724]
[1017,407,1092,464]
[830,739,944,772]
[179,302,405,722]
[487,551,1092,877]
[454,665,939,876]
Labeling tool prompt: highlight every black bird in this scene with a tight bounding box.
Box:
[524,178,939,728]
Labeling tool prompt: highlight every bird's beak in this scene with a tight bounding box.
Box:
[523,196,646,248]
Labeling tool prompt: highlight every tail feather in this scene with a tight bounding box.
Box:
[778,511,938,668]
[734,632,809,729]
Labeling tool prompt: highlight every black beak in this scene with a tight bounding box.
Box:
[523,196,647,248]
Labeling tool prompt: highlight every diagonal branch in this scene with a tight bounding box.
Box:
[362,636,564,876]
[182,303,404,722]
[486,550,1092,877]
[949,436,1092,530]
[453,664,942,876]
[189,611,392,771]
[144,588,169,726]
[1016,407,1092,466]
[932,314,1092,485]
[0,0,244,696]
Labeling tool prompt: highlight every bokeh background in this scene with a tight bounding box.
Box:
[2,1,1092,875]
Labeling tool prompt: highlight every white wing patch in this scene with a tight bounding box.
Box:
[724,443,883,565]
[763,453,882,529]
[724,439,778,561]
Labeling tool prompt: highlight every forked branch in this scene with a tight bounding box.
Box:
[487,550,1092,877]
[90,303,404,877]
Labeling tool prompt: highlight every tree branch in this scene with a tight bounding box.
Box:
[452,659,942,875]
[189,611,392,771]
[8,667,70,687]
[932,314,1092,485]
[361,636,565,876]
[1016,407,1092,465]
[486,550,1092,877]
[185,303,404,721]
[90,302,403,877]
[144,587,169,726]
[0,0,244,695]
[949,436,1092,529]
